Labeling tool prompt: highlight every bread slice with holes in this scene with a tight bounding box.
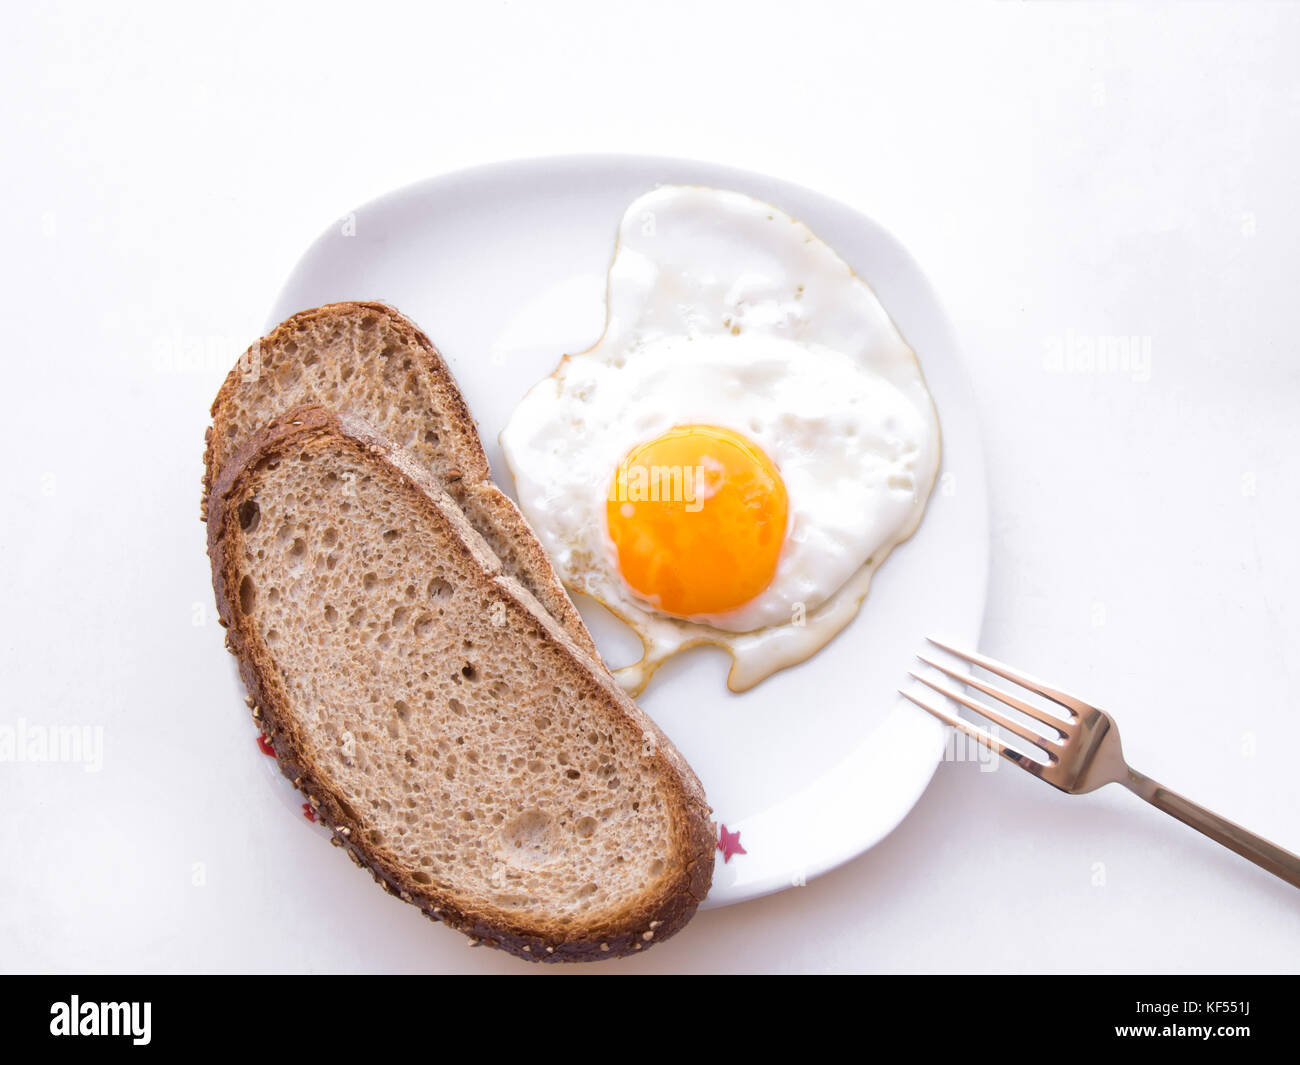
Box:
[208,405,715,961]
[203,301,595,657]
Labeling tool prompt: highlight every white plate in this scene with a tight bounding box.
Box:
[266,155,989,908]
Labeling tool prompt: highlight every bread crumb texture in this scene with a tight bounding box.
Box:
[206,303,594,655]
[230,434,681,927]
[213,308,479,493]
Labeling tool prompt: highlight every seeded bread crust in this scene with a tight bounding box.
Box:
[202,301,595,657]
[208,406,715,962]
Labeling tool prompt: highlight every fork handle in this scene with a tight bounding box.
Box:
[1124,769,1300,889]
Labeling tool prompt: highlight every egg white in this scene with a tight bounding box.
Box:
[501,185,941,694]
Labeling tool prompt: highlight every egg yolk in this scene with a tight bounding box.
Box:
[606,425,788,617]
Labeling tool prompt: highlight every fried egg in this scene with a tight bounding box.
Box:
[500,185,940,694]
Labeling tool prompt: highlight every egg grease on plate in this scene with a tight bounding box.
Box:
[501,185,941,694]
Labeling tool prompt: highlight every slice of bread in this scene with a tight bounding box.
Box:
[208,406,714,961]
[203,301,595,656]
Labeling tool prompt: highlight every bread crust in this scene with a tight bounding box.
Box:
[208,405,715,962]
[202,301,596,658]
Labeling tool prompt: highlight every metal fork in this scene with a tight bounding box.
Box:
[901,637,1300,890]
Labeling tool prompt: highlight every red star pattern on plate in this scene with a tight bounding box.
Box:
[256,733,276,757]
[716,824,747,863]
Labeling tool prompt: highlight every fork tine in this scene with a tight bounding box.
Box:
[926,637,1088,718]
[908,671,1060,759]
[916,654,1072,737]
[899,688,1047,778]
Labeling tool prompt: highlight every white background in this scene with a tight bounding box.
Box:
[2,2,1297,973]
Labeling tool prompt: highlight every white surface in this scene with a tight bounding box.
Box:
[266,156,988,908]
[1,1,1297,973]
